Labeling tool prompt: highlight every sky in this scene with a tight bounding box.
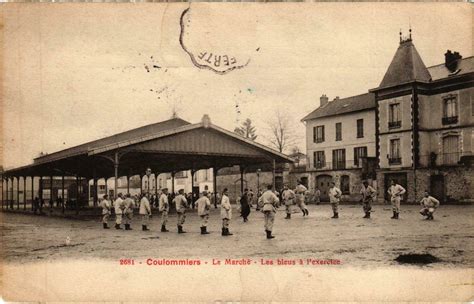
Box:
[2,2,472,169]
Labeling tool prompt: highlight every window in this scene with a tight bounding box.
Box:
[313,125,325,143]
[388,103,401,129]
[335,123,342,141]
[389,139,401,165]
[332,149,346,169]
[356,119,364,138]
[313,151,325,169]
[442,135,459,165]
[340,175,350,194]
[354,146,367,167]
[175,171,187,178]
[442,95,458,124]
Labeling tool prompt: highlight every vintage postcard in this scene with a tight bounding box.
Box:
[1,2,473,302]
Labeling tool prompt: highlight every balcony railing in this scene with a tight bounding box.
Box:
[419,152,462,167]
[442,116,458,125]
[388,121,401,129]
[388,157,402,165]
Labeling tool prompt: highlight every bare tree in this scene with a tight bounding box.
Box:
[234,118,258,140]
[265,110,302,153]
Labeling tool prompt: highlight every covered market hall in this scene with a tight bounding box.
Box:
[1,115,293,214]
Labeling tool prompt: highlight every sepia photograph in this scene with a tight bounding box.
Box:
[1,2,473,302]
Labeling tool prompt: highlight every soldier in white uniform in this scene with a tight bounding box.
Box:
[113,193,125,229]
[139,193,152,231]
[123,193,135,230]
[295,181,309,216]
[175,189,188,234]
[387,180,406,219]
[196,191,211,234]
[100,195,111,229]
[220,188,233,236]
[360,181,376,219]
[159,188,170,232]
[419,191,440,220]
[282,185,295,219]
[328,182,342,219]
[258,184,280,239]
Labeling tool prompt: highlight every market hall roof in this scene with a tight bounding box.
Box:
[3,116,293,178]
[301,93,375,121]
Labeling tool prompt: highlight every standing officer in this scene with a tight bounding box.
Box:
[139,193,152,231]
[196,191,211,234]
[295,181,309,216]
[360,181,376,218]
[123,193,135,230]
[100,194,111,229]
[159,188,170,232]
[220,188,233,236]
[240,188,251,222]
[113,193,125,229]
[419,191,440,220]
[282,185,295,219]
[328,182,342,219]
[175,189,188,234]
[258,184,280,239]
[387,180,406,219]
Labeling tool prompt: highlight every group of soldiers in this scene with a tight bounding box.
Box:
[99,178,441,240]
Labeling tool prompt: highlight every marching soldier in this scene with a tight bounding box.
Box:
[175,189,188,234]
[220,188,233,236]
[419,191,440,220]
[240,188,251,222]
[113,193,125,229]
[197,191,211,234]
[100,194,111,229]
[258,184,280,239]
[139,193,152,231]
[360,181,376,218]
[388,180,406,219]
[295,181,309,216]
[328,182,342,219]
[159,188,170,232]
[123,193,135,230]
[282,185,295,219]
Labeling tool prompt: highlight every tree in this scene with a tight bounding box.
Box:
[265,110,301,153]
[234,118,258,141]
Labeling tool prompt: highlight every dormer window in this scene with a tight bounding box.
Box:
[442,94,458,125]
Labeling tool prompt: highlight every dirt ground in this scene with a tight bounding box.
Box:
[1,204,473,267]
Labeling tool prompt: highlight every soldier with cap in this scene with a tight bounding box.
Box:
[220,188,233,236]
[123,193,135,230]
[196,191,211,234]
[360,181,376,218]
[113,193,125,229]
[258,184,280,239]
[159,188,170,232]
[295,180,309,216]
[175,189,188,233]
[328,182,342,219]
[282,185,296,219]
[100,194,111,229]
[240,188,251,222]
[387,180,406,219]
[139,192,152,231]
[419,191,440,220]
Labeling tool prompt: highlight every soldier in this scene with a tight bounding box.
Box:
[240,188,251,222]
[100,194,111,229]
[387,180,406,219]
[159,188,170,232]
[123,193,135,230]
[360,181,376,218]
[196,191,211,234]
[314,188,321,205]
[175,189,188,234]
[295,180,309,216]
[419,191,440,220]
[282,185,295,219]
[139,193,152,231]
[258,184,280,239]
[113,193,125,229]
[220,188,233,236]
[328,182,342,219]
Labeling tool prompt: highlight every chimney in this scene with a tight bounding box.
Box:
[320,94,329,107]
[445,50,462,73]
